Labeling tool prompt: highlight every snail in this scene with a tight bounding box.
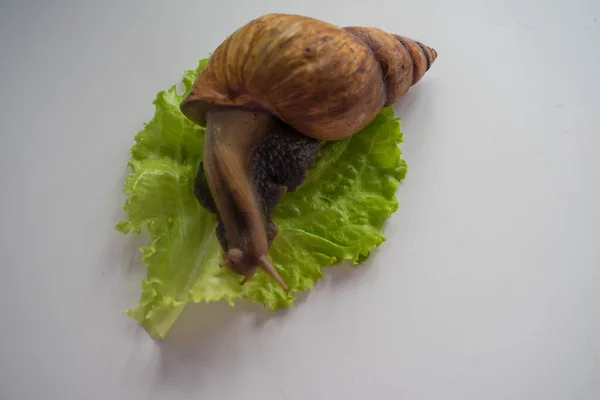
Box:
[180,13,437,290]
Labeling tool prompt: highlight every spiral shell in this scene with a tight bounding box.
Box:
[181,13,437,141]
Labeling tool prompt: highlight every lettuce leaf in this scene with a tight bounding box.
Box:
[116,59,407,339]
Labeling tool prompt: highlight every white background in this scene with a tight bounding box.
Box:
[1,0,599,399]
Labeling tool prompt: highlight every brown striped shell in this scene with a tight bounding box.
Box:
[181,13,437,141]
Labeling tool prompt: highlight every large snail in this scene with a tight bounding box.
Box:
[180,13,437,290]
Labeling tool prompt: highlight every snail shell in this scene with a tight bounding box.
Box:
[181,14,437,289]
[181,13,437,140]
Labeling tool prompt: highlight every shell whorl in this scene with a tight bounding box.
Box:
[181,14,437,141]
[343,27,438,105]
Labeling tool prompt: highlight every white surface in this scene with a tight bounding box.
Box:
[1,0,599,399]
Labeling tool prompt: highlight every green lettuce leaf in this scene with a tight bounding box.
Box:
[116,59,407,339]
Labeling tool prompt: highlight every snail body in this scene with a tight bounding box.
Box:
[181,14,437,289]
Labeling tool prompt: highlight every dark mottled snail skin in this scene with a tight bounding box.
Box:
[181,14,438,289]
